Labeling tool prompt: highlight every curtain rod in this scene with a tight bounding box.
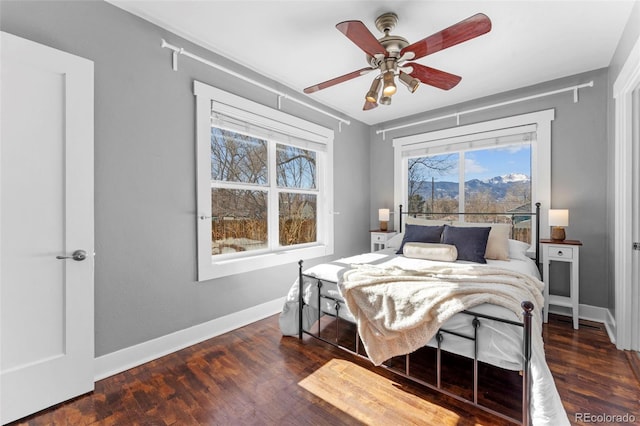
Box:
[376,80,594,139]
[161,39,351,130]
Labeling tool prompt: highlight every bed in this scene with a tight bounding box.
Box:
[279,204,569,426]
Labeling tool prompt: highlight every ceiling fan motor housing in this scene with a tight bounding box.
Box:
[367,12,409,66]
[375,12,399,33]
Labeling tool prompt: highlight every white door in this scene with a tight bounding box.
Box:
[633,87,639,352]
[1,32,94,424]
[614,37,640,352]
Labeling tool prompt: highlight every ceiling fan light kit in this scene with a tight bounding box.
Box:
[303,12,492,111]
[365,78,382,103]
[379,96,392,106]
[399,71,420,93]
[382,70,397,96]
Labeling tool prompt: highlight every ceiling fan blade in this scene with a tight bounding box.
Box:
[336,20,387,58]
[407,63,462,90]
[363,100,378,111]
[304,67,374,94]
[401,13,491,61]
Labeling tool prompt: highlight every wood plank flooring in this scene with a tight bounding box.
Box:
[9,314,640,426]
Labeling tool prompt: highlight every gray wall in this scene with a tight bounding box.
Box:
[606,1,640,314]
[2,0,634,358]
[369,68,610,307]
[0,0,371,357]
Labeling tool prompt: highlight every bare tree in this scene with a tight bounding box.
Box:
[210,129,319,252]
[407,155,456,212]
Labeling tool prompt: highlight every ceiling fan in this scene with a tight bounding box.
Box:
[303,12,492,110]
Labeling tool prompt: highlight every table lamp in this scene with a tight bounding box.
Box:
[549,209,569,241]
[378,208,390,231]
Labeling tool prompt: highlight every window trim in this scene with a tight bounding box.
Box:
[194,81,334,281]
[393,109,554,243]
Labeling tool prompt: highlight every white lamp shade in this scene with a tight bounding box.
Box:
[378,208,390,221]
[548,209,569,227]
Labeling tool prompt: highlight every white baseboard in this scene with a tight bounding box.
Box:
[605,308,617,345]
[94,297,285,381]
[549,303,618,343]
[549,304,611,330]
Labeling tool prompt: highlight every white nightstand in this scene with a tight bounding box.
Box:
[540,239,582,329]
[370,230,397,252]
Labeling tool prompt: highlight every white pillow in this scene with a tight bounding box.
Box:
[508,239,531,260]
[386,232,404,249]
[451,222,512,261]
[403,242,458,262]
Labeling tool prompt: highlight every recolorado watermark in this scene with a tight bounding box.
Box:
[575,412,636,423]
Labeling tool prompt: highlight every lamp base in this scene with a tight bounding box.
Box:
[380,221,388,231]
[551,226,566,241]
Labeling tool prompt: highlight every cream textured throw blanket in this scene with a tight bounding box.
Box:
[338,262,569,426]
[339,263,543,365]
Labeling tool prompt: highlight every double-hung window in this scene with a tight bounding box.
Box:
[195,81,334,280]
[393,110,554,246]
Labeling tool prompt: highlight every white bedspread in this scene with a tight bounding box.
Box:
[279,250,569,425]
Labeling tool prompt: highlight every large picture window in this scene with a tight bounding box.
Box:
[195,81,334,280]
[408,144,532,211]
[394,110,554,246]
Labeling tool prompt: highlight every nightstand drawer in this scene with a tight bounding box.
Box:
[370,231,397,252]
[547,246,573,259]
[372,234,386,243]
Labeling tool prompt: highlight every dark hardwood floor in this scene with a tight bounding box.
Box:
[9,314,640,426]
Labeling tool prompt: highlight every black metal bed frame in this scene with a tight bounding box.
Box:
[297,203,541,426]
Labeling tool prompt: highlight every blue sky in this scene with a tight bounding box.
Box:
[432,144,531,182]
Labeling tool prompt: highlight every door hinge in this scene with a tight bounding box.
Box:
[634,242,640,251]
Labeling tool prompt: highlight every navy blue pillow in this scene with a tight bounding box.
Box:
[441,225,491,264]
[396,225,444,254]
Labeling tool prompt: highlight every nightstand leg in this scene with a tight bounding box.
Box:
[571,256,579,329]
[543,257,550,323]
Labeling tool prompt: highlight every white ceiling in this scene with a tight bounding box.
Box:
[109,1,637,125]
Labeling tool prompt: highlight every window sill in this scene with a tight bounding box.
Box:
[197,244,332,281]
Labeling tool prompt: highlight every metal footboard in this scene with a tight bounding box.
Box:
[297,261,534,426]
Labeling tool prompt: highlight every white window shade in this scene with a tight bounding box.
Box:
[198,82,333,145]
[211,111,327,153]
[400,125,537,158]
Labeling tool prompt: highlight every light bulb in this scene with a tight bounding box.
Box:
[365,78,381,103]
[382,71,396,96]
[399,72,420,93]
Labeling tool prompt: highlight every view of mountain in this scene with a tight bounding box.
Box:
[412,174,531,201]
[485,173,529,184]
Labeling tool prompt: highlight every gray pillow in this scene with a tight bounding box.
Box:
[396,225,444,254]
[441,225,491,264]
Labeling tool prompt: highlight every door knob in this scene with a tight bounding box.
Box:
[56,249,87,261]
